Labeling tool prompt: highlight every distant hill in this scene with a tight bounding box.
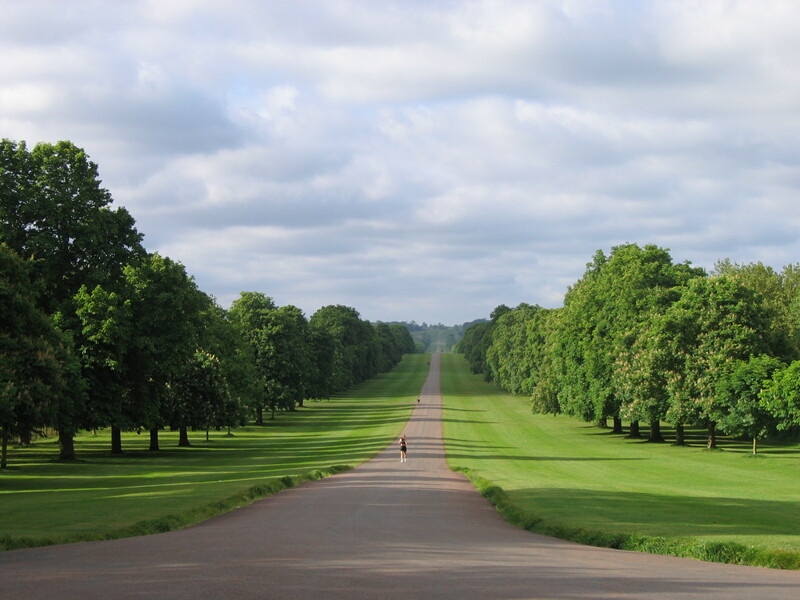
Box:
[381,319,488,353]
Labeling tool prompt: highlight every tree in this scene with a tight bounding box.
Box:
[310,305,373,393]
[121,254,207,450]
[714,259,799,362]
[167,350,229,446]
[1,138,144,459]
[486,304,541,394]
[716,355,783,455]
[457,306,510,379]
[529,309,562,416]
[551,245,704,439]
[197,300,258,427]
[305,328,335,401]
[663,276,768,448]
[761,361,800,435]
[0,245,66,467]
[73,283,133,453]
[229,292,278,423]
[0,139,144,315]
[261,305,311,416]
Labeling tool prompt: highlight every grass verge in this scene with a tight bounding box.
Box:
[0,465,350,551]
[440,353,800,570]
[0,354,429,551]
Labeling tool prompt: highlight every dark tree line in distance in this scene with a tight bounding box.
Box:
[0,139,414,468]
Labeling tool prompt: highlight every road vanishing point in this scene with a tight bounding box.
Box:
[2,355,799,599]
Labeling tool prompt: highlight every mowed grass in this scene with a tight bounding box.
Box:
[440,353,800,567]
[0,354,429,550]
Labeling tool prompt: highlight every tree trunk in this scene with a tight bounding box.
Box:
[298,398,304,408]
[111,426,123,454]
[627,420,641,438]
[18,429,31,446]
[612,416,623,434]
[206,429,210,442]
[149,427,160,451]
[178,426,191,447]
[597,417,608,428]
[256,406,263,425]
[1,431,8,469]
[674,423,686,446]
[648,420,664,443]
[707,422,717,449]
[753,437,758,456]
[58,429,76,461]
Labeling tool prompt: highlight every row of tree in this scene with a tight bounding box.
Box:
[458,244,800,453]
[1,139,414,467]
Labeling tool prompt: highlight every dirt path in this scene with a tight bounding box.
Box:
[2,355,799,599]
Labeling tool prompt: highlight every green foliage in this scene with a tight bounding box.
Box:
[486,304,541,394]
[457,320,495,377]
[478,244,800,447]
[716,355,783,453]
[309,305,383,393]
[662,276,768,445]
[714,259,800,362]
[761,361,800,432]
[1,138,145,458]
[0,139,144,316]
[554,244,703,428]
[0,245,68,467]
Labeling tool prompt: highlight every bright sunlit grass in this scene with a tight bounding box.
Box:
[440,353,800,567]
[0,354,429,548]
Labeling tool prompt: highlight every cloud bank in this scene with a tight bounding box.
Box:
[3,0,799,324]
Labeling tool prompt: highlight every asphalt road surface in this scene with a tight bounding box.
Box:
[2,355,799,599]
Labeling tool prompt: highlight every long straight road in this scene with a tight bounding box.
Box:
[2,355,799,599]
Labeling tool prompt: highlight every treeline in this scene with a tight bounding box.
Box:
[457,243,800,453]
[392,319,485,353]
[0,139,414,467]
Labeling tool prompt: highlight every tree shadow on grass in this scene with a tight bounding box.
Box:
[508,487,800,541]
[582,423,800,456]
[446,453,646,462]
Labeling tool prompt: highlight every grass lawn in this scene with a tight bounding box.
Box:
[440,353,800,567]
[0,354,429,550]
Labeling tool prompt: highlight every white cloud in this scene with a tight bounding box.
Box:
[3,0,800,324]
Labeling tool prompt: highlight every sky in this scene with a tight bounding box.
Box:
[2,0,800,325]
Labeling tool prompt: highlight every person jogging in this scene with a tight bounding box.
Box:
[399,434,408,462]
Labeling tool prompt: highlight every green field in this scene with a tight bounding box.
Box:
[440,353,800,568]
[0,354,429,550]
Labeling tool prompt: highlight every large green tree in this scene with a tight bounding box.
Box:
[1,139,144,458]
[0,245,67,467]
[74,282,133,453]
[663,276,768,448]
[260,305,312,416]
[716,354,783,455]
[554,245,703,436]
[486,304,542,395]
[229,292,278,424]
[121,253,207,451]
[310,305,376,393]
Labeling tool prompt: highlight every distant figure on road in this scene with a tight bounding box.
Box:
[399,434,408,463]
[417,395,421,404]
